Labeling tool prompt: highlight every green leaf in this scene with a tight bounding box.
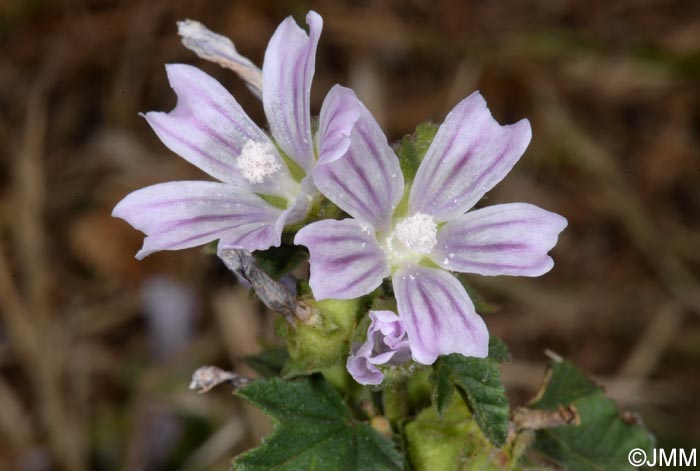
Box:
[430,337,511,447]
[253,245,308,279]
[233,375,402,471]
[530,360,655,471]
[405,399,526,471]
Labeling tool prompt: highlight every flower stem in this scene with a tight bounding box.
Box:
[382,379,408,425]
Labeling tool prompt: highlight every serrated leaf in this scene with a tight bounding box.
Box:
[430,337,510,447]
[233,376,402,471]
[530,360,655,471]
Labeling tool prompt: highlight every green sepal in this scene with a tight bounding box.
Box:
[395,121,439,184]
[277,297,365,378]
[405,399,527,471]
[201,240,218,255]
[430,336,511,447]
[306,194,345,223]
[394,121,439,218]
[258,193,289,210]
[529,359,655,471]
[276,147,306,183]
[233,375,402,471]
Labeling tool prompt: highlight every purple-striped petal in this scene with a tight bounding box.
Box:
[263,11,322,172]
[316,85,363,165]
[393,265,488,365]
[433,203,567,276]
[347,310,411,385]
[409,92,531,222]
[294,219,390,300]
[312,87,404,231]
[370,310,409,353]
[346,349,383,385]
[112,181,282,259]
[144,64,272,185]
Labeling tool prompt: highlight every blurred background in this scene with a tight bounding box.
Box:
[1,0,699,469]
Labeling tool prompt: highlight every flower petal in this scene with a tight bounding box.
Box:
[312,87,404,231]
[370,310,407,351]
[433,203,567,276]
[409,92,532,221]
[112,181,282,259]
[316,85,362,165]
[393,265,489,365]
[347,309,411,385]
[144,64,272,185]
[347,352,384,386]
[294,219,390,300]
[263,11,322,172]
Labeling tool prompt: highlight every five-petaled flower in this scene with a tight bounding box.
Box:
[295,88,568,365]
[113,11,347,259]
[346,310,412,385]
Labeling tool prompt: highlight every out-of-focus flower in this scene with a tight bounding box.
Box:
[114,12,352,259]
[346,310,411,385]
[141,276,198,360]
[296,87,567,365]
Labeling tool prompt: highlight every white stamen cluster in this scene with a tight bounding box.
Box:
[394,213,437,254]
[236,141,282,184]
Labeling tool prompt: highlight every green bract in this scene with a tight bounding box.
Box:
[430,336,512,447]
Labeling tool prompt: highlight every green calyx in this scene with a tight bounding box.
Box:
[258,193,289,210]
[277,296,366,378]
[405,400,529,471]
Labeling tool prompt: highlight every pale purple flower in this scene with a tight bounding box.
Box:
[347,310,412,385]
[114,12,338,259]
[295,87,568,365]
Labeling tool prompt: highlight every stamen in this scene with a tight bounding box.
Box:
[394,213,437,254]
[236,141,282,184]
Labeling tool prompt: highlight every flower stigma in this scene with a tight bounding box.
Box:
[395,213,437,254]
[383,213,438,268]
[236,141,282,184]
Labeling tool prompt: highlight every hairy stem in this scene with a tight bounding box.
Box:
[382,380,408,425]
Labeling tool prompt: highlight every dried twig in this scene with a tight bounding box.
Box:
[189,366,252,394]
[219,249,303,323]
[513,405,580,432]
[177,19,262,98]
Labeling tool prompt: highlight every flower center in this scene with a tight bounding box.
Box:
[394,213,437,254]
[236,141,282,184]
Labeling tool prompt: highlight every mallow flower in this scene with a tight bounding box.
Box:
[347,310,411,385]
[113,12,338,259]
[295,87,568,365]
